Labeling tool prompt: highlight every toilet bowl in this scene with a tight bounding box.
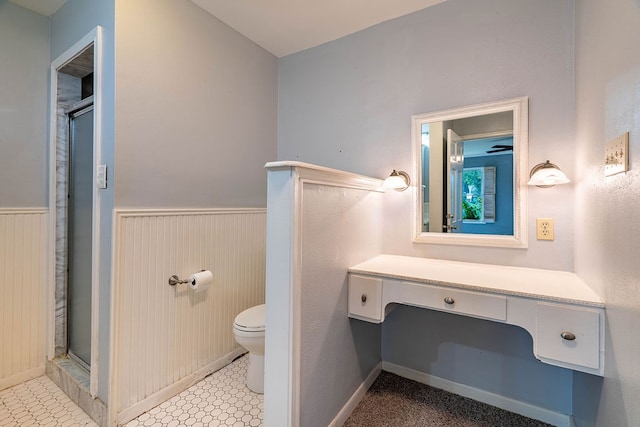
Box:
[233,304,265,393]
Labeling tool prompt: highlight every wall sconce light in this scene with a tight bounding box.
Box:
[383,169,411,191]
[527,160,570,187]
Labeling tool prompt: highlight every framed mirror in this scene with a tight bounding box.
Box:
[411,97,528,247]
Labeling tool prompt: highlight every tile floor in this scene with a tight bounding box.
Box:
[125,355,263,427]
[0,375,97,426]
[0,355,263,427]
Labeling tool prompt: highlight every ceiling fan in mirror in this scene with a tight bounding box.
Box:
[486,144,513,154]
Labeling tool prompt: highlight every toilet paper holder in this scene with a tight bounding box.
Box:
[168,271,205,286]
[168,275,189,286]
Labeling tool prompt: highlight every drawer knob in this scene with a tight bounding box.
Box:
[561,332,576,341]
[361,294,367,304]
[444,297,455,305]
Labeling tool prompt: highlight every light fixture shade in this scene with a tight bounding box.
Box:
[383,170,411,191]
[527,160,570,187]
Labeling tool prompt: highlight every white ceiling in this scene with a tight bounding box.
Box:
[8,0,445,57]
[191,0,446,57]
[9,0,67,16]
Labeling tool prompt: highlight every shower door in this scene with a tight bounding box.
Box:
[67,105,94,370]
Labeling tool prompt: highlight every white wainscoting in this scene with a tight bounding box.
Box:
[110,209,266,424]
[0,209,48,391]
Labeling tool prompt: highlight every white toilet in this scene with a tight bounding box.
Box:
[233,304,265,393]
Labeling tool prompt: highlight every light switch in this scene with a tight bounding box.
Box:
[97,164,107,189]
[605,132,629,177]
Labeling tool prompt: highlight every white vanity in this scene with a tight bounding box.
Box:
[349,255,605,376]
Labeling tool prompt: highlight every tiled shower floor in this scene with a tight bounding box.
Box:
[0,355,263,427]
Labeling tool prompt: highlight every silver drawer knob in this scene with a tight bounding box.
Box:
[361,294,367,304]
[561,332,576,341]
[444,297,455,305]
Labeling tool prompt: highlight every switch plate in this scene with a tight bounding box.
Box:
[97,164,107,189]
[536,218,554,241]
[605,132,629,177]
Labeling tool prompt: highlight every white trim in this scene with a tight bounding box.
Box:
[115,348,246,425]
[382,361,572,427]
[0,366,45,392]
[461,130,514,141]
[114,207,267,217]
[265,161,384,192]
[328,363,382,427]
[0,208,48,215]
[46,29,57,369]
[48,26,104,399]
[90,26,103,399]
[411,96,529,248]
[108,209,119,427]
[263,168,301,427]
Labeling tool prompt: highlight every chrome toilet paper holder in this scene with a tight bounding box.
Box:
[168,275,190,286]
[168,270,207,286]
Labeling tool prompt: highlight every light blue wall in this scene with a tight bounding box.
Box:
[51,0,116,403]
[279,0,576,272]
[278,0,577,417]
[573,0,640,425]
[0,1,49,207]
[383,306,573,413]
[114,0,277,208]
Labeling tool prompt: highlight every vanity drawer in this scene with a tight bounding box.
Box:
[400,282,507,321]
[348,275,382,322]
[536,303,601,369]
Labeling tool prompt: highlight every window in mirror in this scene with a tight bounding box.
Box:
[412,97,528,247]
[462,167,485,222]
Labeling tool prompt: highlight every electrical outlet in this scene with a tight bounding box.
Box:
[536,218,554,241]
[605,132,629,177]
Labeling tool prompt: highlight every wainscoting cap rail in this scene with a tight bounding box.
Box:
[0,208,49,215]
[264,160,385,192]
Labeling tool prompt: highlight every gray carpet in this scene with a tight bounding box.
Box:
[344,371,555,427]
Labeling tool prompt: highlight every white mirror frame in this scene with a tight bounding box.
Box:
[411,96,528,248]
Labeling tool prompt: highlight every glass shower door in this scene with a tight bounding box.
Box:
[67,105,93,370]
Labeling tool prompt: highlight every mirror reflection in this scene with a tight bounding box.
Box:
[412,97,528,248]
[421,111,513,235]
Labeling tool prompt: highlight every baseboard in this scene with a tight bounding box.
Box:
[328,362,382,427]
[0,366,45,391]
[116,348,246,425]
[382,362,572,427]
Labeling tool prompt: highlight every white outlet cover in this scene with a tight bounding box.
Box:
[605,132,629,177]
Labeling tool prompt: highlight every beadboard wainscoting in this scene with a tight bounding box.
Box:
[0,209,48,391]
[110,209,266,425]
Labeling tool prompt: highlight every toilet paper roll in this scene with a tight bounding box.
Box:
[189,270,213,293]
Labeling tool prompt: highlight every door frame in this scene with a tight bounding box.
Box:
[446,129,464,233]
[47,26,103,398]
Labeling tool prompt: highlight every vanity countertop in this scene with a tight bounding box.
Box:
[349,254,603,308]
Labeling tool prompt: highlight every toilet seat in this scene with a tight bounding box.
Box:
[233,304,265,333]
